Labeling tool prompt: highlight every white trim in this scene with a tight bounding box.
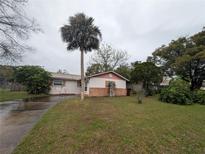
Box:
[87,71,129,81]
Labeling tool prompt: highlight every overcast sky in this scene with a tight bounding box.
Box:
[21,0,205,74]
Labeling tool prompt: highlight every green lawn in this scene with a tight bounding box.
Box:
[0,90,47,102]
[14,96,205,154]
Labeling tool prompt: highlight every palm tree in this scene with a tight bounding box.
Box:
[60,13,102,100]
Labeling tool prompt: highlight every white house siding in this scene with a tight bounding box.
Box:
[50,80,80,95]
[201,80,205,90]
[86,77,126,95]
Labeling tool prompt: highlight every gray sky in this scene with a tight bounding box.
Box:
[21,0,205,74]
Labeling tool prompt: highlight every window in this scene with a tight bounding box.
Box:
[53,79,64,86]
[105,81,116,88]
[77,80,81,87]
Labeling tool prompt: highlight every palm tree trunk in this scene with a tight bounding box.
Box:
[80,49,85,100]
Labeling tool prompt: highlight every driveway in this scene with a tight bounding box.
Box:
[0,95,76,154]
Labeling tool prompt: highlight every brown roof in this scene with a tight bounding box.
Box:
[51,72,81,81]
[51,71,129,81]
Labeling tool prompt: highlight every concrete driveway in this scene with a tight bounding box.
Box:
[0,96,75,154]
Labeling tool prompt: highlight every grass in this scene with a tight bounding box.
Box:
[14,96,205,154]
[0,89,48,102]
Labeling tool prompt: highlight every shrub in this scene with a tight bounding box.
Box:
[193,90,205,105]
[160,79,192,105]
[14,66,51,94]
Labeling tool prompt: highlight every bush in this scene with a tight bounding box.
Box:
[14,66,51,94]
[160,79,192,105]
[193,90,205,104]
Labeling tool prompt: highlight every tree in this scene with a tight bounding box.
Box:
[86,63,103,76]
[152,28,205,90]
[160,79,192,105]
[90,44,128,71]
[131,62,163,96]
[14,66,51,94]
[0,0,40,62]
[0,65,15,81]
[115,64,131,80]
[0,65,15,88]
[60,13,101,100]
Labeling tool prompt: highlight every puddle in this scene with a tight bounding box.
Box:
[0,95,76,154]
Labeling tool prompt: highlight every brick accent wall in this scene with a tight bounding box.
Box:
[115,88,127,96]
[89,88,127,97]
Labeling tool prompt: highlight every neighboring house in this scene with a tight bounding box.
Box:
[160,76,180,87]
[50,71,129,96]
[201,80,205,90]
[160,77,205,91]
[85,71,129,97]
[50,72,81,95]
[160,76,172,87]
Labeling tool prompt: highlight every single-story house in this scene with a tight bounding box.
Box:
[50,71,129,96]
[50,72,81,95]
[201,80,205,90]
[160,76,172,87]
[160,77,205,90]
[85,71,129,96]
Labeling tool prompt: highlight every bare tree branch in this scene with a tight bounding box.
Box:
[0,0,41,63]
[90,44,129,71]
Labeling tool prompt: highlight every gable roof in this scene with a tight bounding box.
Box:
[87,71,129,81]
[51,72,81,81]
